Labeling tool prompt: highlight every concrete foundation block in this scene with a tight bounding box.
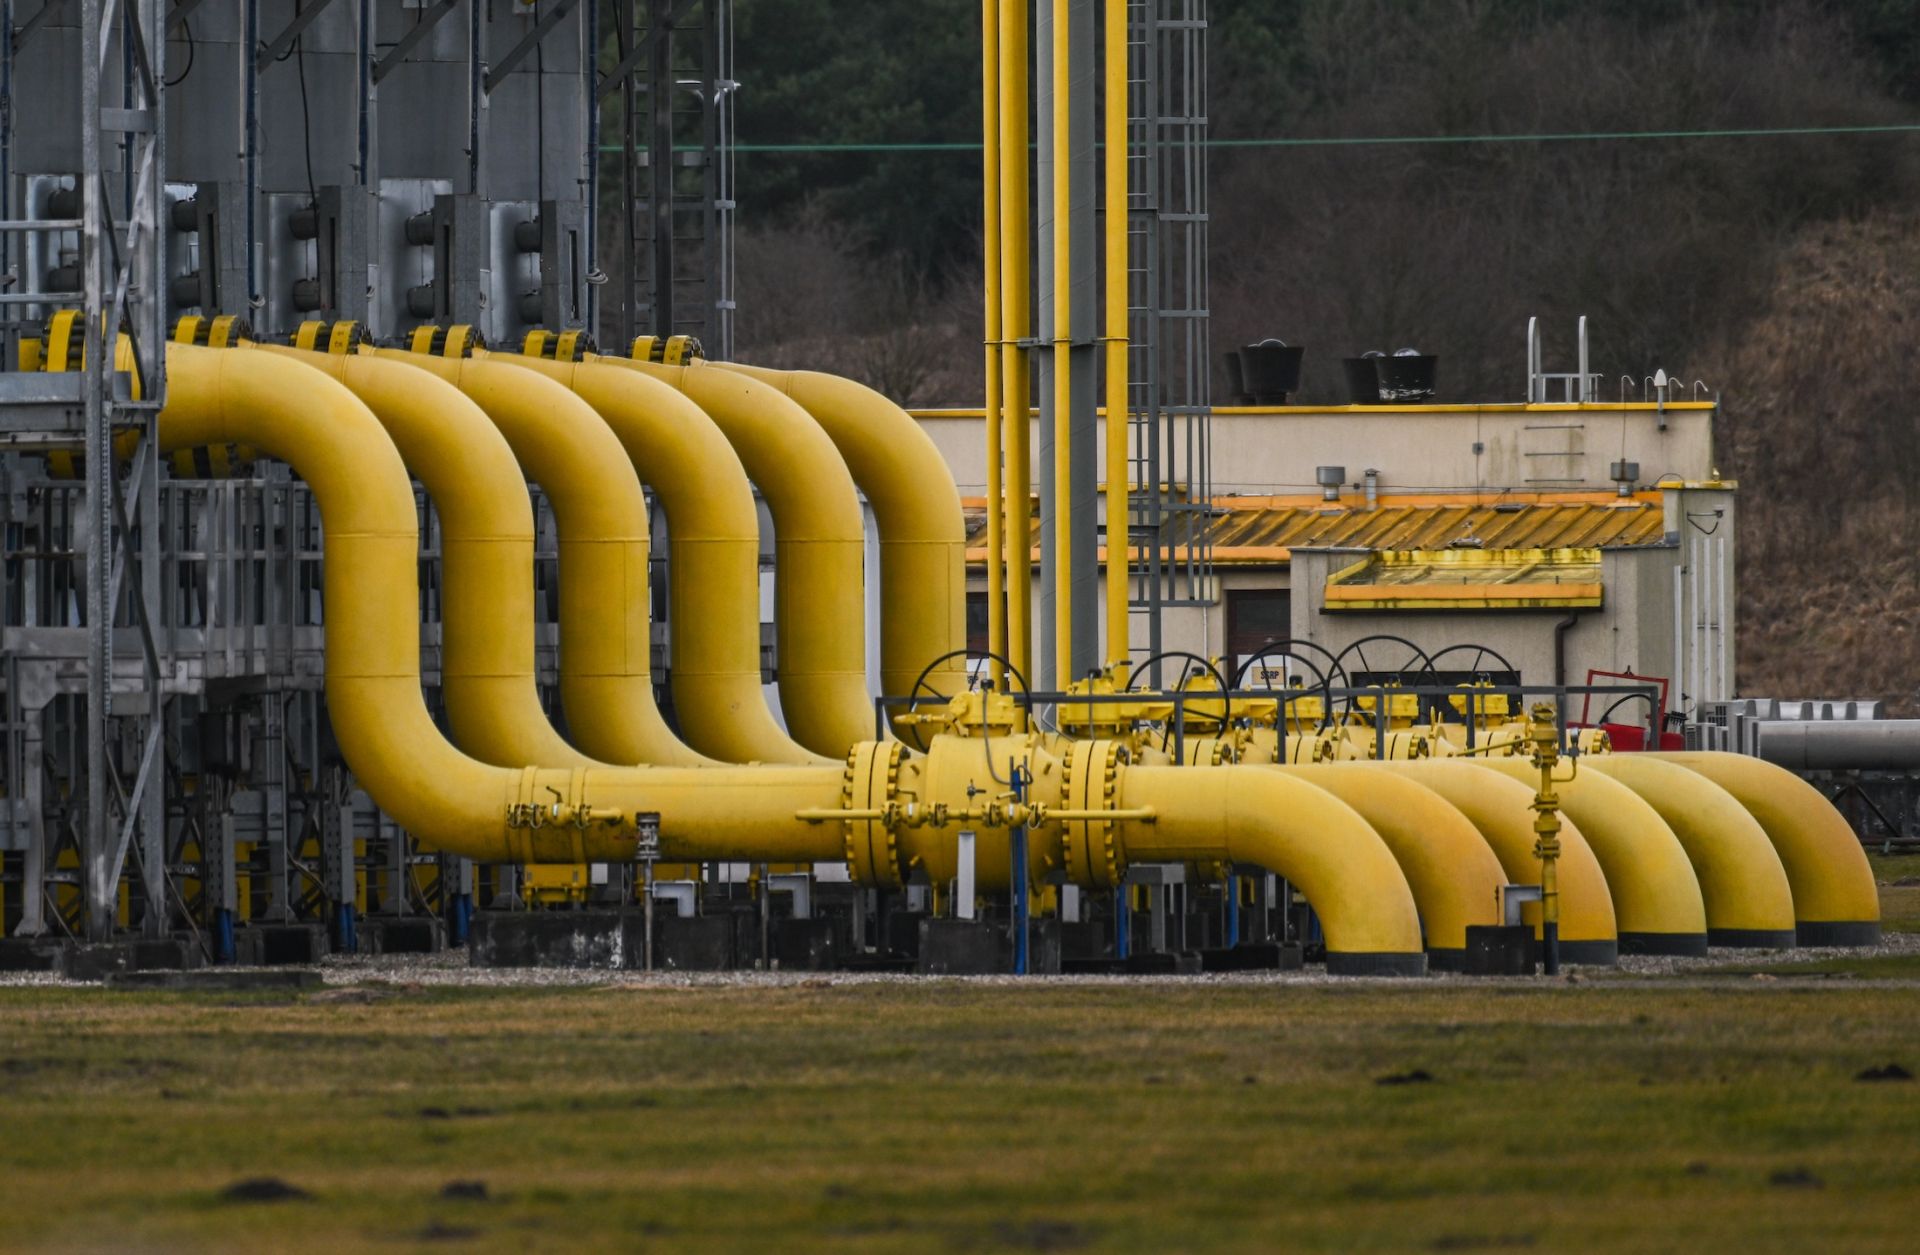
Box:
[61,944,132,982]
[468,910,638,969]
[651,914,733,971]
[1464,924,1536,976]
[918,918,1002,974]
[246,924,330,966]
[365,917,445,955]
[0,938,65,972]
[771,917,837,971]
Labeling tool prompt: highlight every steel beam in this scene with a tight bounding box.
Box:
[481,0,580,94]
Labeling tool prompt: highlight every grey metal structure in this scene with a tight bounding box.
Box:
[609,0,735,356]
[0,1,615,954]
[1125,0,1211,683]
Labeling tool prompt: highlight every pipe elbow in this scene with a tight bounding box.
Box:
[1117,765,1426,975]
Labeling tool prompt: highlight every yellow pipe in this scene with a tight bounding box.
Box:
[1000,0,1033,681]
[1583,756,1796,946]
[1114,764,1426,974]
[159,344,841,863]
[371,349,708,767]
[1282,765,1505,966]
[715,363,968,746]
[1102,0,1128,665]
[1396,761,1618,963]
[982,0,1008,684]
[1655,751,1881,946]
[255,345,599,771]
[1050,0,1072,686]
[596,355,872,758]
[1467,758,1708,955]
[502,355,821,766]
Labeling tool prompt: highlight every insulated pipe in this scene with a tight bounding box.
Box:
[1114,764,1427,975]
[715,363,969,745]
[1585,755,1796,947]
[371,349,709,768]
[503,355,822,766]
[254,345,600,771]
[1000,0,1034,680]
[597,355,872,758]
[159,345,842,863]
[1755,720,1920,772]
[1655,752,1881,946]
[1395,761,1619,964]
[1467,758,1708,955]
[1102,0,1128,665]
[1281,765,1506,967]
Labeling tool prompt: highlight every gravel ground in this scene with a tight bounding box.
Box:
[2,928,1915,990]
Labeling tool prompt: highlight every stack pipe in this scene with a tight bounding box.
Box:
[598,355,873,758]
[369,349,712,768]
[254,344,603,770]
[156,343,1429,973]
[716,362,969,747]
[502,354,824,766]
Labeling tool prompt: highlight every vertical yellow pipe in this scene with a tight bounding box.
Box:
[1050,0,1072,685]
[982,0,1007,683]
[1102,0,1129,666]
[999,0,1032,683]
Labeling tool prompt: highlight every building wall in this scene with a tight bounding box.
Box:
[916,404,1717,498]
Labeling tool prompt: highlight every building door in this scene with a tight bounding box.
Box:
[1226,588,1291,666]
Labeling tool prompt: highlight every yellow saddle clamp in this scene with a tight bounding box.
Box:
[519,328,597,362]
[36,311,156,478]
[290,319,372,355]
[408,323,486,359]
[626,333,704,365]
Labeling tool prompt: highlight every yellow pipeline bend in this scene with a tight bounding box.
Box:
[1585,755,1796,946]
[1655,751,1880,945]
[372,349,709,767]
[1467,758,1707,955]
[160,344,841,863]
[256,345,599,771]
[1115,764,1426,975]
[1395,761,1618,963]
[501,356,823,766]
[717,363,969,746]
[1279,765,1505,965]
[596,355,871,758]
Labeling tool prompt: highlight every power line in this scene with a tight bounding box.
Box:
[597,120,1920,156]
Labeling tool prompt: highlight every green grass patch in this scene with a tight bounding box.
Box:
[1867,851,1920,883]
[1,980,1917,1252]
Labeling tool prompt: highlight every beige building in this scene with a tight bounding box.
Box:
[912,401,1734,726]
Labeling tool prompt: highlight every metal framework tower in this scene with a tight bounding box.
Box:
[611,0,735,356]
[1126,0,1211,681]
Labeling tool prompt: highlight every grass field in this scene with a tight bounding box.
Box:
[1,867,1918,1252]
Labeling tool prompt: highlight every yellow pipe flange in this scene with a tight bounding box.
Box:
[841,741,904,889]
[1060,738,1123,889]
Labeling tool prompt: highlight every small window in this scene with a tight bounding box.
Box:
[966,591,990,656]
[1226,588,1290,660]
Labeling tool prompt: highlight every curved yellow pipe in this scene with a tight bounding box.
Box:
[1655,751,1880,946]
[716,363,969,746]
[501,356,822,766]
[1282,765,1506,965]
[255,345,599,771]
[1467,758,1708,954]
[1585,756,1796,947]
[370,349,708,768]
[1396,761,1619,963]
[595,355,871,757]
[1114,765,1426,974]
[160,344,840,863]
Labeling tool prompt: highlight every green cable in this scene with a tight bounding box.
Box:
[597,121,1920,156]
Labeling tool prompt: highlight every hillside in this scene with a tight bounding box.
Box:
[1699,213,1920,711]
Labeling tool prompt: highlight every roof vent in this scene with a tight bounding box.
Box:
[1610,459,1641,497]
[1316,465,1346,503]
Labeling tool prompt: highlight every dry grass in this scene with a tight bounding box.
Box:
[2,971,1918,1253]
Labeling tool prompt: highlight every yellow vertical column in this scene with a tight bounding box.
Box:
[983,0,1007,682]
[1102,0,1129,667]
[1051,0,1073,686]
[999,0,1033,684]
